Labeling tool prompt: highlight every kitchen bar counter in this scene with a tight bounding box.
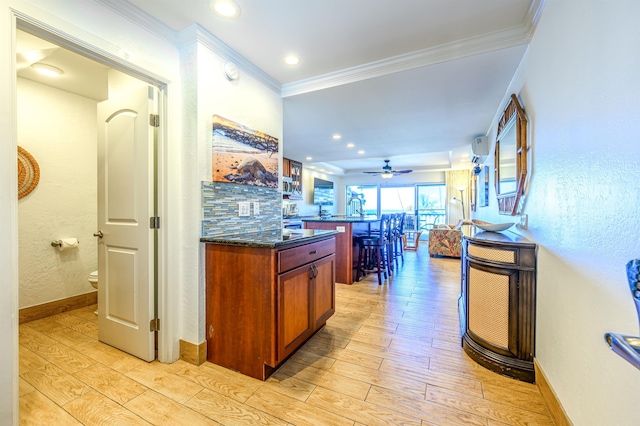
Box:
[303,216,380,284]
[200,229,337,248]
[302,216,379,223]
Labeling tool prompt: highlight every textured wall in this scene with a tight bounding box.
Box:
[17,78,98,308]
[474,1,640,424]
[177,39,284,345]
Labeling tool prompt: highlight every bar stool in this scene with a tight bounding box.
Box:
[393,212,406,267]
[355,214,392,285]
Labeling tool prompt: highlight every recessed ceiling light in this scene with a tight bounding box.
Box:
[332,134,341,140]
[306,156,312,160]
[347,143,355,148]
[358,150,365,154]
[210,0,241,19]
[284,55,300,66]
[31,63,63,77]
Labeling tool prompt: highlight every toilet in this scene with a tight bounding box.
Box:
[88,270,98,315]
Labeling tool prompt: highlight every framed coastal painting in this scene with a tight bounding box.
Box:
[211,115,279,188]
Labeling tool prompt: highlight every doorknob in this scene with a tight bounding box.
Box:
[93,231,104,238]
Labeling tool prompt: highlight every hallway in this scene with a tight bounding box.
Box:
[19,249,554,425]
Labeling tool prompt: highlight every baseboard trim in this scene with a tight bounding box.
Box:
[19,291,97,324]
[535,359,572,426]
[180,339,207,366]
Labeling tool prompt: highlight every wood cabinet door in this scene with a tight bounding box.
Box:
[277,264,313,362]
[283,158,291,177]
[313,254,335,329]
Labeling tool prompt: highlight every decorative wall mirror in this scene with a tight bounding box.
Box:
[494,94,527,215]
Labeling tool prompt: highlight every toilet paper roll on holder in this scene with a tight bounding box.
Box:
[51,239,80,247]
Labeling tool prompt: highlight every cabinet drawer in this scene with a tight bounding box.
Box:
[278,238,335,273]
[467,243,516,264]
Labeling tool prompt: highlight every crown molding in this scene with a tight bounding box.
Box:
[177,24,281,94]
[95,0,177,44]
[523,0,546,40]
[281,24,530,98]
[14,8,168,87]
[94,0,543,100]
[94,0,281,94]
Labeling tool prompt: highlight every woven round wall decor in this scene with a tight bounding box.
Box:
[18,146,40,199]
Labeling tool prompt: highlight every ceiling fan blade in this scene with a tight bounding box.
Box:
[363,171,381,175]
[392,169,413,174]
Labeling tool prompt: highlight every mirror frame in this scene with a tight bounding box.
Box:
[494,94,527,215]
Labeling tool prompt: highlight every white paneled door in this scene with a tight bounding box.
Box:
[96,86,158,362]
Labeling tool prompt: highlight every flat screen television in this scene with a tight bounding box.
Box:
[313,178,334,206]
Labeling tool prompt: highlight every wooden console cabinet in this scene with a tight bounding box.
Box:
[205,236,335,380]
[460,231,537,382]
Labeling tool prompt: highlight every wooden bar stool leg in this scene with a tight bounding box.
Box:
[356,243,364,282]
[375,247,384,284]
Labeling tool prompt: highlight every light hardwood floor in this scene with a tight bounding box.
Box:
[19,248,555,425]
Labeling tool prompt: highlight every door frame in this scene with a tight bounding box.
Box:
[5,9,174,416]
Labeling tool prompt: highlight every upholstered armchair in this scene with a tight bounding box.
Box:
[428,224,462,258]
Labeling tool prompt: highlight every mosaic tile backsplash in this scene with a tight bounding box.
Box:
[201,181,282,237]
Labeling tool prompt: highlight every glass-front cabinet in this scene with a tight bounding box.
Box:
[283,158,302,199]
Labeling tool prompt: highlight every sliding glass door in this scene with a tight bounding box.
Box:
[380,186,415,214]
[416,184,446,231]
[345,183,447,234]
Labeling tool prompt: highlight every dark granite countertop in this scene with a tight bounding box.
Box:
[301,216,380,223]
[200,229,338,248]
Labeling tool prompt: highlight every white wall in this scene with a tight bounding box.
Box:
[17,78,98,308]
[178,34,284,345]
[474,1,640,424]
[0,5,19,424]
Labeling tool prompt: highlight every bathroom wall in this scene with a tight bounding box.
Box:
[17,77,98,309]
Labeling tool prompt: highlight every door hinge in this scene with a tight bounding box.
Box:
[150,318,160,332]
[149,113,160,127]
[150,216,160,229]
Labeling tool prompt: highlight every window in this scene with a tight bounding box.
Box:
[416,184,446,230]
[345,183,446,231]
[346,185,378,216]
[380,186,415,214]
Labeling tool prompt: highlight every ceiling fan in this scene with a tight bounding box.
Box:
[363,160,413,179]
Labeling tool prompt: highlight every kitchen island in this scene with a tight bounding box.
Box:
[303,216,379,284]
[201,229,337,380]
